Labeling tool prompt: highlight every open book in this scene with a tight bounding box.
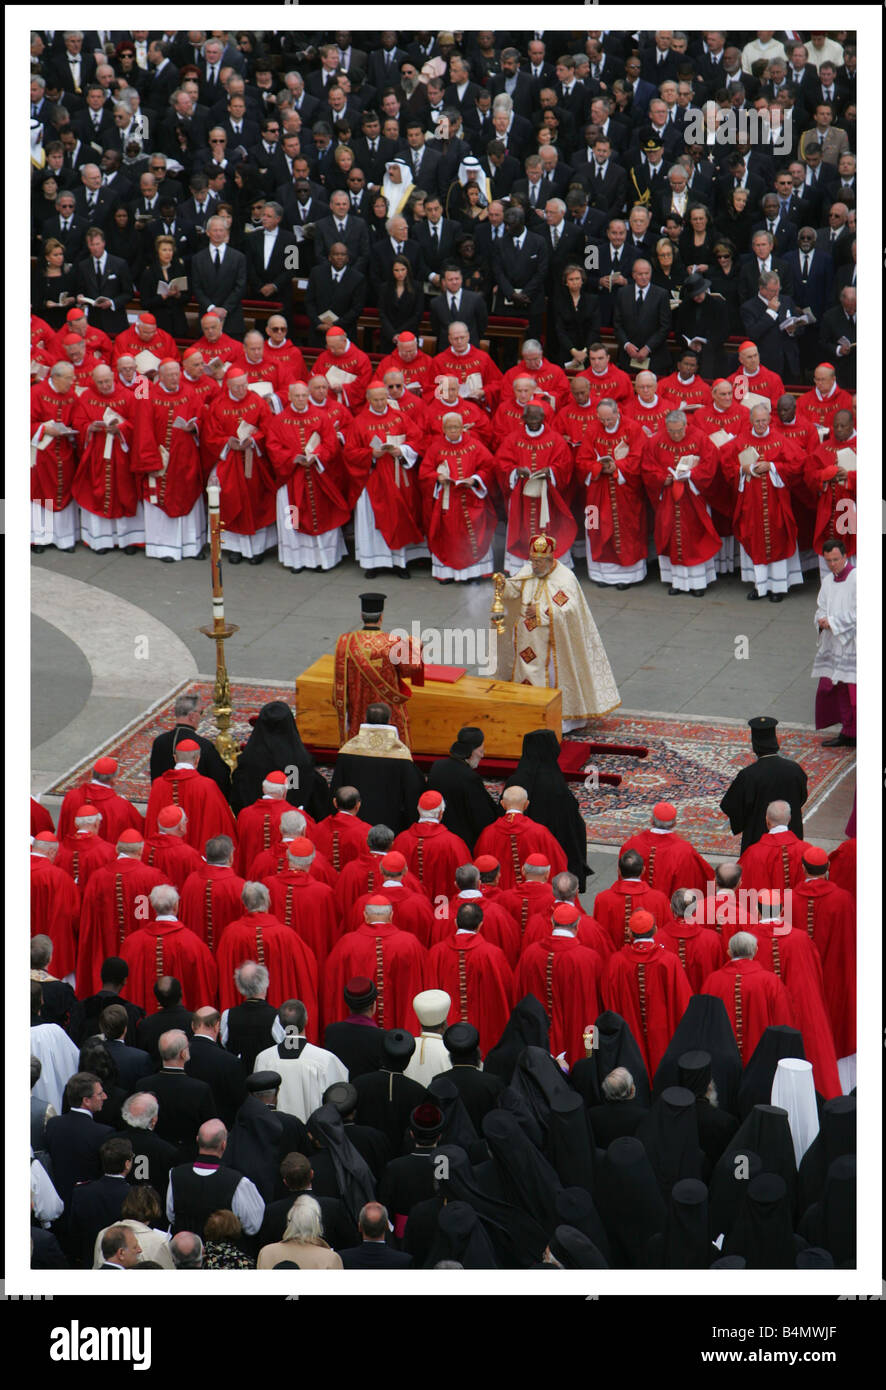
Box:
[134,348,162,374]
[247,380,275,398]
[156,276,188,297]
[325,365,356,390]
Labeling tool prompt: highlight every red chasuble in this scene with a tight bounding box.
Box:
[523,909,613,964]
[31,798,55,837]
[727,364,784,406]
[803,436,857,556]
[516,934,602,1065]
[55,832,116,888]
[313,343,373,409]
[142,835,203,892]
[552,400,597,459]
[695,402,751,535]
[333,852,424,921]
[502,359,570,410]
[323,922,427,1034]
[377,347,437,398]
[343,403,425,547]
[576,362,632,405]
[777,415,821,550]
[76,858,166,995]
[738,829,809,893]
[71,386,139,518]
[658,920,725,993]
[144,769,238,851]
[216,912,319,1025]
[189,332,242,367]
[576,416,649,567]
[200,389,276,534]
[618,828,714,899]
[700,958,793,1063]
[473,814,567,891]
[131,381,205,517]
[264,870,339,965]
[348,884,435,947]
[57,782,144,844]
[179,864,247,952]
[419,433,496,569]
[795,385,854,436]
[659,372,712,410]
[603,938,692,1076]
[743,924,841,1098]
[31,380,78,510]
[641,424,722,566]
[31,855,81,981]
[426,931,514,1054]
[264,404,351,525]
[113,325,178,362]
[721,423,803,565]
[423,394,493,448]
[591,880,673,954]
[430,346,503,412]
[496,881,556,941]
[119,919,217,1012]
[182,373,221,409]
[491,397,554,438]
[827,838,855,900]
[392,821,473,904]
[624,396,672,437]
[263,339,309,389]
[311,811,370,873]
[235,799,292,877]
[434,894,521,967]
[789,879,856,1057]
[496,426,577,559]
[332,626,423,746]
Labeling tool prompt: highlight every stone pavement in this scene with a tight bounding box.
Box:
[31,545,854,896]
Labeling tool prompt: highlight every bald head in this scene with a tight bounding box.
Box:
[197,1119,227,1154]
[501,786,528,812]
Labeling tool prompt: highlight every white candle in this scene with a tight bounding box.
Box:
[207,483,220,508]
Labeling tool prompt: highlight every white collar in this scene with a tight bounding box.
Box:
[525,424,545,436]
[358,722,397,733]
[768,824,790,835]
[638,395,659,408]
[155,913,178,921]
[457,889,482,899]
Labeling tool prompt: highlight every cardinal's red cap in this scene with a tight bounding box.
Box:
[138,312,156,325]
[176,738,199,751]
[397,332,416,343]
[418,791,444,811]
[34,830,58,842]
[326,326,346,337]
[94,756,118,775]
[473,855,499,872]
[158,805,185,828]
[653,801,677,821]
[381,851,407,873]
[629,909,655,935]
[552,902,580,925]
[288,837,315,857]
[802,845,829,867]
[117,829,144,844]
[263,770,288,784]
[524,852,551,867]
[366,895,392,907]
[77,803,100,818]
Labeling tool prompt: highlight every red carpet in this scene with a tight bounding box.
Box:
[46,679,854,855]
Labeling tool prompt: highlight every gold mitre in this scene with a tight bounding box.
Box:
[528,533,556,557]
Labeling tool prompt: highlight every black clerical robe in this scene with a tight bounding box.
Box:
[331,753,426,835]
[719,754,808,853]
[425,755,502,852]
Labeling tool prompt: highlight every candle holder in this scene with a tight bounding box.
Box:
[199,483,240,772]
[490,572,507,636]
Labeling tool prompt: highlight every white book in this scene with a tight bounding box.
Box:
[247,380,275,398]
[134,348,162,374]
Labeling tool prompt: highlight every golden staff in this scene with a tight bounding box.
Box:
[199,483,239,771]
[490,572,507,635]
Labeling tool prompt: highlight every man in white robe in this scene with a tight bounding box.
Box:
[812,538,856,747]
[254,1000,348,1123]
[404,991,452,1087]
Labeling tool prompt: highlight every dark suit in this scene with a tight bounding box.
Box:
[72,188,118,230]
[587,1101,649,1147]
[784,247,834,318]
[622,76,657,118]
[540,220,587,287]
[105,1038,153,1093]
[428,288,488,346]
[50,51,97,94]
[715,174,766,218]
[340,1241,413,1269]
[367,47,410,93]
[150,725,231,801]
[738,254,796,302]
[67,1174,129,1264]
[487,71,535,118]
[44,1111,114,1205]
[79,990,145,1046]
[574,159,628,214]
[304,264,366,343]
[404,148,443,199]
[71,109,116,148]
[135,1004,195,1060]
[351,136,400,190]
[185,1034,248,1128]
[751,216,798,257]
[491,229,549,337]
[75,252,132,335]
[816,225,852,270]
[589,243,636,326]
[118,1122,178,1192]
[245,227,297,300]
[144,61,181,113]
[313,213,371,276]
[157,111,211,162]
[613,282,672,375]
[40,213,90,261]
[260,1192,358,1250]
[411,218,461,279]
[370,236,426,294]
[133,1067,216,1158]
[739,293,803,378]
[190,244,247,337]
[819,306,856,388]
[640,48,680,84]
[483,154,522,201]
[220,120,261,154]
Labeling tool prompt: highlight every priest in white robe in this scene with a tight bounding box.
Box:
[812,538,856,748]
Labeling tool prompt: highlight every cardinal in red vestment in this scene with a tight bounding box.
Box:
[592,852,675,953]
[71,365,143,551]
[144,740,238,851]
[344,385,426,571]
[491,379,555,439]
[181,353,221,411]
[431,326,503,413]
[435,885,521,967]
[738,803,808,893]
[119,885,217,1012]
[495,405,576,570]
[263,837,339,966]
[473,788,567,891]
[234,772,293,877]
[323,898,427,1034]
[190,313,242,370]
[795,365,854,437]
[496,863,556,940]
[57,757,144,844]
[419,417,496,581]
[603,910,693,1077]
[142,807,203,890]
[75,830,166,996]
[347,853,434,946]
[31,362,80,551]
[393,792,472,904]
[515,903,602,1065]
[313,326,373,409]
[657,890,726,992]
[721,405,804,599]
[31,833,81,982]
[310,795,370,873]
[130,360,206,561]
[619,801,714,899]
[179,838,247,952]
[642,413,722,593]
[425,901,514,1055]
[55,806,116,889]
[424,378,493,449]
[200,369,276,560]
[576,344,632,407]
[377,333,436,398]
[264,383,351,572]
[728,342,784,406]
[503,346,570,411]
[788,846,855,1060]
[523,901,613,965]
[215,885,319,1029]
[112,312,178,365]
[334,841,423,921]
[575,400,649,585]
[700,931,793,1063]
[31,798,54,838]
[802,411,857,559]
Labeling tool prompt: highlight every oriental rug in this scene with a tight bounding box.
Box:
[45,679,854,856]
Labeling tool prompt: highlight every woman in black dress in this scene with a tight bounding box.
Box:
[377,255,424,352]
[679,202,717,277]
[105,203,143,279]
[651,236,687,303]
[503,729,591,889]
[138,235,189,338]
[32,172,61,248]
[549,263,600,372]
[708,239,743,334]
[31,238,77,330]
[367,194,390,243]
[714,186,754,257]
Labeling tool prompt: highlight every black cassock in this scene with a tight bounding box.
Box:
[719,753,808,853]
[425,754,502,851]
[352,1070,429,1156]
[331,752,425,835]
[504,730,592,890]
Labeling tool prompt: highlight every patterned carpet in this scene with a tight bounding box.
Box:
[46,678,854,855]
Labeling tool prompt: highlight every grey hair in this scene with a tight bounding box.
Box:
[122,1093,159,1129]
[728,931,758,961]
[242,881,270,913]
[33,75,46,91]
[441,411,464,426]
[522,339,543,356]
[670,889,695,920]
[552,871,579,901]
[279,810,306,837]
[454,864,480,890]
[758,271,781,291]
[264,201,283,219]
[170,1232,204,1269]
[158,1029,189,1062]
[173,693,199,719]
[30,935,53,969]
[150,884,180,916]
[766,800,791,826]
[492,94,513,113]
[602,1067,635,1101]
[235,962,270,998]
[367,825,395,851]
[665,409,687,427]
[50,361,74,379]
[447,320,470,338]
[283,1194,323,1242]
